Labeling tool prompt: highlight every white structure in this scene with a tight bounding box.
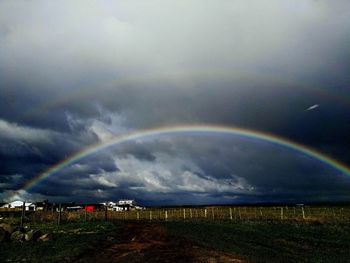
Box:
[104,199,144,211]
[66,206,83,211]
[118,200,137,206]
[112,206,124,211]
[1,201,36,211]
[101,201,117,207]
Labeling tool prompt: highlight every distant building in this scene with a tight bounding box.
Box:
[1,201,36,211]
[118,200,137,206]
[100,201,117,208]
[84,206,94,213]
[112,205,124,212]
[66,206,83,211]
[103,199,144,211]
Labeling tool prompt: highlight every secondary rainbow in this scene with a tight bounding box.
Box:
[15,72,350,123]
[22,124,350,192]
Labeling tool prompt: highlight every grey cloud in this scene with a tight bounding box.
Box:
[1,0,350,92]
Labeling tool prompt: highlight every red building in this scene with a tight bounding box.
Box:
[85,205,95,213]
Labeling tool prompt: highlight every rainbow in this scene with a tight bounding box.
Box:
[22,124,350,192]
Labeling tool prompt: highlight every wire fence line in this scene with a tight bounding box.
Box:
[1,206,349,224]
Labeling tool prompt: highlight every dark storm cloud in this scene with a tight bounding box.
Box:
[0,0,350,203]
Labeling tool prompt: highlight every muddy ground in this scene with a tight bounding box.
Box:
[80,223,245,263]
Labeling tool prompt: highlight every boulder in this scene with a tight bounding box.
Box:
[0,228,9,242]
[25,230,43,241]
[38,233,53,242]
[0,223,14,235]
[11,231,25,242]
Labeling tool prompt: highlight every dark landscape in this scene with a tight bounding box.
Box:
[1,205,350,262]
[1,1,350,262]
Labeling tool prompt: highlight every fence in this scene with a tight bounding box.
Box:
[103,206,350,222]
[1,206,349,224]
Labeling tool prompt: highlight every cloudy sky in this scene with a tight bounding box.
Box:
[1,0,350,205]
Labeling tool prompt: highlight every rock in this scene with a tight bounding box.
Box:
[11,231,25,242]
[0,228,9,242]
[73,229,80,234]
[38,233,53,242]
[25,230,43,241]
[0,223,14,235]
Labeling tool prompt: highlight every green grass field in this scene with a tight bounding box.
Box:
[165,220,350,263]
[1,216,350,262]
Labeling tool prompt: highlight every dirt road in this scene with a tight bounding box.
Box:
[80,223,245,263]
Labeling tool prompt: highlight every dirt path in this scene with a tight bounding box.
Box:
[81,223,245,263]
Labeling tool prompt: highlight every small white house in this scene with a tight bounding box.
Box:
[1,201,36,211]
[107,199,144,211]
[118,200,137,206]
[112,206,124,211]
[99,200,145,212]
[102,201,117,207]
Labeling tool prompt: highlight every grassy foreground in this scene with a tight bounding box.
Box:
[0,221,121,263]
[1,220,350,262]
[164,220,350,263]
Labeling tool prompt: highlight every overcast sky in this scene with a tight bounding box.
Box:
[1,0,350,205]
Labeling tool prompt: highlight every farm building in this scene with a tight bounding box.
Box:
[85,205,95,212]
[66,205,83,211]
[1,201,36,211]
[102,200,144,211]
[81,203,105,212]
[112,200,144,211]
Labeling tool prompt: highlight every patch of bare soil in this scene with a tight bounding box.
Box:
[80,223,245,263]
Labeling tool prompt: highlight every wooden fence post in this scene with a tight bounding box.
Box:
[150,210,152,221]
[20,201,26,227]
[238,207,242,220]
[58,203,62,226]
[190,209,193,219]
[183,209,186,220]
[212,208,215,220]
[165,210,168,221]
[280,207,284,220]
[204,209,207,219]
[301,206,305,219]
[254,207,257,219]
[229,208,233,220]
[32,212,36,225]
